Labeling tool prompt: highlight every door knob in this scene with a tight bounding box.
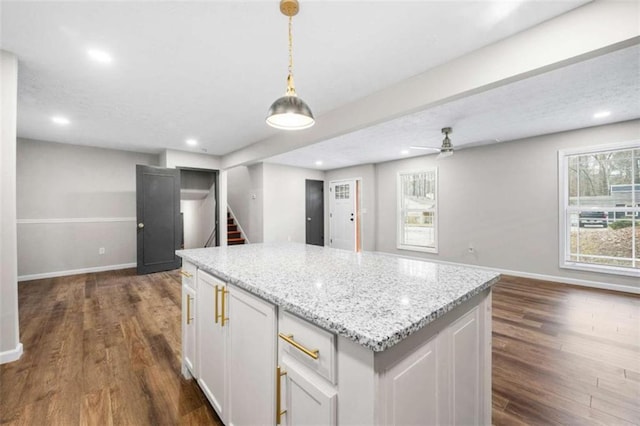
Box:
[138,223,145,229]
[307,217,312,221]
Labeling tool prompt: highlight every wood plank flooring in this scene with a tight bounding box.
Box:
[0,269,221,426]
[1,270,638,425]
[492,275,640,425]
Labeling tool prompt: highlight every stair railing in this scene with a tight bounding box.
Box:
[204,225,217,248]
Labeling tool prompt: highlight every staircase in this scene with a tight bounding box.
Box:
[227,212,245,245]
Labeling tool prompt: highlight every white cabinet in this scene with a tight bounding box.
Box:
[182,284,197,376]
[277,311,337,426]
[192,269,277,426]
[180,261,197,379]
[182,259,493,426]
[197,270,228,422]
[227,285,277,426]
[378,291,492,425]
[280,354,337,426]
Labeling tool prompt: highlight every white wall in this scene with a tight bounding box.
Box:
[181,187,216,249]
[375,120,640,291]
[16,139,158,279]
[0,50,22,363]
[161,149,221,170]
[227,163,264,243]
[325,164,376,252]
[263,163,324,244]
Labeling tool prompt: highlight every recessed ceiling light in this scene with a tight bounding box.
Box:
[87,49,113,64]
[315,160,323,166]
[593,111,611,119]
[400,150,409,155]
[186,139,198,146]
[51,116,70,126]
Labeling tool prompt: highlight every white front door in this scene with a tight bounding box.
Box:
[329,180,356,251]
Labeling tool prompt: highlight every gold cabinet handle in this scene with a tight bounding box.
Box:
[276,366,287,425]
[186,294,192,325]
[215,285,229,326]
[278,333,319,360]
[221,288,229,327]
[215,285,220,324]
[180,270,192,278]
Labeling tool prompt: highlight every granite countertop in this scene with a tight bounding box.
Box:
[176,243,500,352]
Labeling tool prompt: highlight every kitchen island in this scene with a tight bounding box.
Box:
[177,243,500,425]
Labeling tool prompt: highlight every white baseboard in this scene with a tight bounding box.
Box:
[0,342,23,364]
[18,263,137,282]
[374,251,640,295]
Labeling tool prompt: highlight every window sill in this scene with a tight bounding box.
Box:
[561,261,640,278]
[397,245,438,254]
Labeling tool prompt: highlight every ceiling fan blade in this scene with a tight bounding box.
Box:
[409,146,440,151]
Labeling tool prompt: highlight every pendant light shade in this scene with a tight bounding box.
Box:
[266,0,315,130]
[266,94,315,130]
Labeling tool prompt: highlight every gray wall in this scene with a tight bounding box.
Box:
[325,164,376,252]
[263,163,325,244]
[227,163,264,243]
[1,50,21,361]
[17,138,158,278]
[228,163,323,244]
[375,120,640,290]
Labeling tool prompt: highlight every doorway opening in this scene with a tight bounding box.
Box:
[179,168,218,249]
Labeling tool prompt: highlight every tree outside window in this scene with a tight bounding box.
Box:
[397,170,437,252]
[561,144,639,275]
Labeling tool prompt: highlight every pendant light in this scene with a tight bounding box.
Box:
[438,127,453,159]
[266,0,315,130]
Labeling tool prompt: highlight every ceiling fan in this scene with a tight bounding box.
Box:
[410,127,454,158]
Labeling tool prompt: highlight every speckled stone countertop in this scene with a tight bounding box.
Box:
[177,243,500,352]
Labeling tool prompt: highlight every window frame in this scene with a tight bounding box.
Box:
[558,140,640,277]
[396,168,438,254]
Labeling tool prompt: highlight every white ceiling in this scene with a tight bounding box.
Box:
[0,0,589,156]
[267,44,640,170]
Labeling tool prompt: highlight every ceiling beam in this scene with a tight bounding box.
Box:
[221,0,640,169]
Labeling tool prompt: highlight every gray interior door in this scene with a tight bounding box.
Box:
[136,165,181,274]
[305,179,324,246]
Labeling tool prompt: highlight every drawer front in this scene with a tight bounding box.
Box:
[181,261,197,289]
[279,311,336,384]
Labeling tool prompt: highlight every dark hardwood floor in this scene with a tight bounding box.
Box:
[492,275,640,425]
[0,269,221,426]
[1,270,638,425]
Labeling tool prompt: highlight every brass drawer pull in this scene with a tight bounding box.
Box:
[215,285,229,326]
[180,270,193,278]
[276,366,287,424]
[186,294,193,325]
[215,285,219,324]
[278,333,319,360]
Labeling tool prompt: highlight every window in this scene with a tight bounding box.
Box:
[397,169,437,252]
[559,142,639,276]
[334,183,350,200]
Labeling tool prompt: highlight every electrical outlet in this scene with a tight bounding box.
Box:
[99,247,105,255]
[468,243,474,254]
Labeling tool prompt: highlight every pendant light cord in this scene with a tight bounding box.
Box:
[286,15,297,96]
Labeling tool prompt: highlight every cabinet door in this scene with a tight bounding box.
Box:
[197,271,227,422]
[381,335,441,425]
[182,285,197,377]
[449,303,485,425]
[227,285,277,426]
[280,356,337,426]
